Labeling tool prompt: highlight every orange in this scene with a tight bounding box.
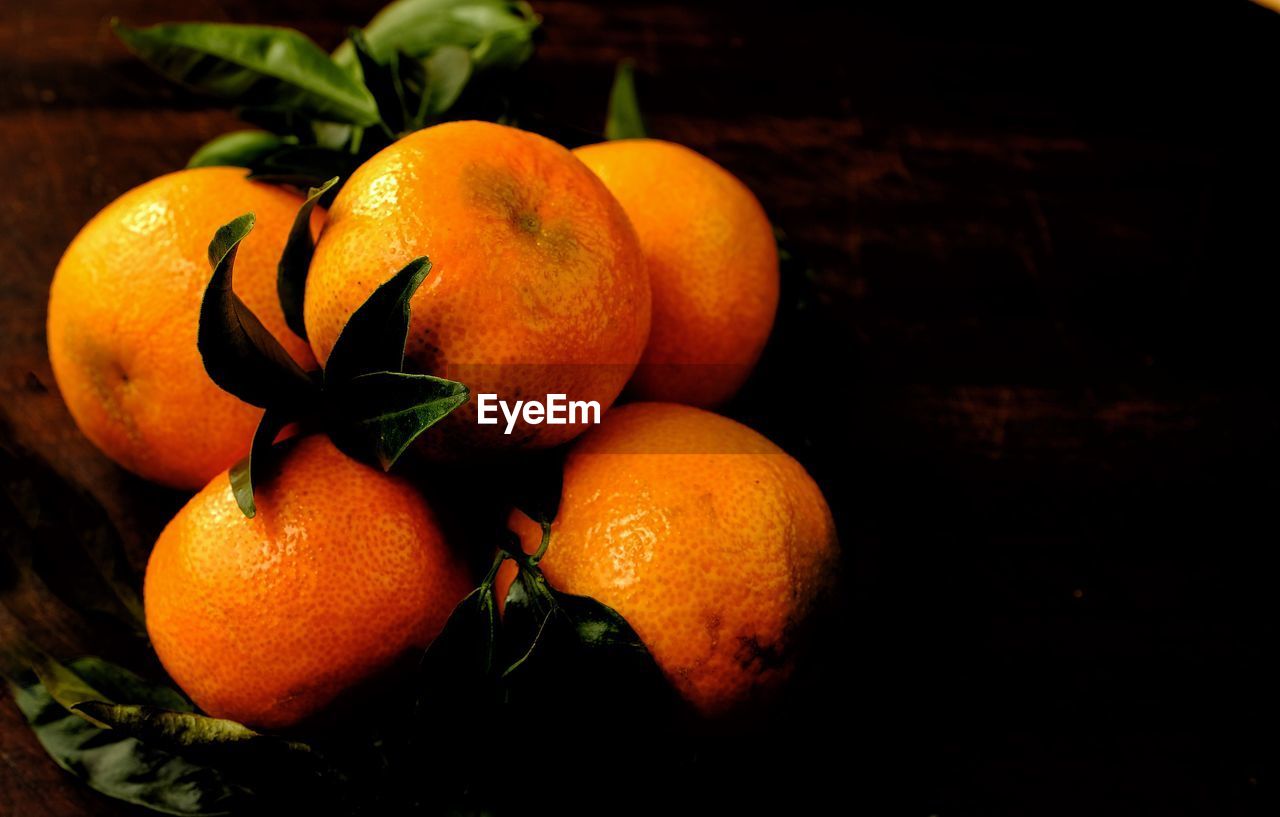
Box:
[305,120,650,456]
[47,167,319,490]
[144,434,472,729]
[502,402,837,716]
[573,139,779,408]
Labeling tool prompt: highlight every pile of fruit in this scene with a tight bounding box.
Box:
[11,2,839,813]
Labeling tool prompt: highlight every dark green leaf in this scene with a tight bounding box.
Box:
[501,564,676,728]
[333,0,539,72]
[186,130,286,169]
[389,576,500,810]
[499,565,556,676]
[323,257,432,385]
[328,371,469,469]
[277,176,338,341]
[605,59,646,140]
[68,658,193,712]
[419,45,473,121]
[234,105,315,142]
[246,145,359,190]
[417,582,499,706]
[349,29,406,134]
[227,409,290,519]
[112,20,380,126]
[10,657,250,815]
[198,214,319,410]
[73,702,315,763]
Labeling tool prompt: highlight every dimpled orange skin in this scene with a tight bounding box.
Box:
[501,403,837,716]
[144,435,472,730]
[573,139,780,408]
[305,121,650,455]
[47,167,319,489]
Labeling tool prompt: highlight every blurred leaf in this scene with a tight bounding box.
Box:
[10,657,250,815]
[501,565,672,720]
[227,408,289,519]
[605,59,646,140]
[68,657,193,712]
[16,656,343,814]
[419,45,473,121]
[417,581,499,710]
[246,145,359,190]
[197,214,319,410]
[112,20,380,126]
[334,0,539,72]
[311,121,356,151]
[186,130,286,169]
[323,257,432,385]
[327,371,469,469]
[349,29,406,134]
[277,176,338,341]
[235,105,315,142]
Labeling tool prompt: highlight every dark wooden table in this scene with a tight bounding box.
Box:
[3,1,1277,815]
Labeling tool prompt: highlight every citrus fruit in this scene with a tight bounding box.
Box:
[305,120,650,456]
[502,402,837,716]
[144,434,471,729]
[47,167,319,490]
[573,139,779,408]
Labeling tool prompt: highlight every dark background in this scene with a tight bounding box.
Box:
[2,1,1277,815]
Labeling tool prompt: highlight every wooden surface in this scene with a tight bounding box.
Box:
[2,1,1277,815]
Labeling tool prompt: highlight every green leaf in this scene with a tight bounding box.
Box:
[418,581,499,704]
[419,45,473,120]
[328,371,469,469]
[323,257,432,386]
[501,565,665,689]
[69,658,193,712]
[334,0,539,72]
[235,105,315,142]
[227,409,290,519]
[246,145,359,189]
[197,214,319,410]
[277,176,338,341]
[605,59,647,140]
[11,657,250,815]
[404,578,500,791]
[348,29,406,134]
[112,20,381,126]
[499,562,679,735]
[187,130,286,169]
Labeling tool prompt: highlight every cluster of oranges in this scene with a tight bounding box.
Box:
[46,121,837,728]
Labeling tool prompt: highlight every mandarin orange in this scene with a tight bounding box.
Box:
[304,121,650,456]
[573,139,779,407]
[144,434,472,729]
[502,402,837,716]
[47,167,319,489]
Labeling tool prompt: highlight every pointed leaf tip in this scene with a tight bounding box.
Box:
[323,256,432,386]
[199,214,318,410]
[605,59,646,140]
[327,371,468,470]
[228,409,290,518]
[207,211,255,269]
[278,175,338,340]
